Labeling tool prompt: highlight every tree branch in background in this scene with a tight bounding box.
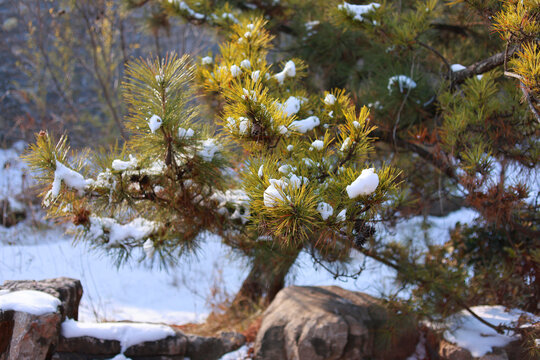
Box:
[452,45,519,85]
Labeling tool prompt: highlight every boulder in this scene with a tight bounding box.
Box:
[4,309,62,360]
[438,339,474,360]
[54,329,244,360]
[185,331,246,360]
[254,286,418,360]
[1,277,83,320]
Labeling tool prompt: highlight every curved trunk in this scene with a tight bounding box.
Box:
[231,247,301,311]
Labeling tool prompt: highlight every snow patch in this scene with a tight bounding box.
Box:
[62,318,175,353]
[338,2,380,22]
[443,305,539,357]
[0,290,60,315]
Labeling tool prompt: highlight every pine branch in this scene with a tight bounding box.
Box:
[451,44,519,85]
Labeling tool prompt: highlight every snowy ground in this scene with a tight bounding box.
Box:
[0,146,481,324]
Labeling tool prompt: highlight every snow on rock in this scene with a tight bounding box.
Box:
[443,305,540,357]
[50,160,93,198]
[346,168,379,198]
[311,140,324,150]
[274,60,296,85]
[230,65,242,77]
[290,116,320,133]
[324,94,336,105]
[61,318,175,353]
[338,2,380,22]
[148,115,163,133]
[112,155,138,171]
[387,75,417,93]
[89,217,157,245]
[168,0,205,20]
[201,56,213,65]
[279,96,303,116]
[219,344,251,360]
[198,138,222,161]
[0,290,60,315]
[317,202,334,220]
[178,127,195,139]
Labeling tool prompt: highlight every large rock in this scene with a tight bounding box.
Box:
[1,277,83,320]
[254,286,418,360]
[54,330,244,360]
[185,331,246,360]
[2,309,61,360]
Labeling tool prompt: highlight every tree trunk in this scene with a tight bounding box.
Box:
[230,246,301,311]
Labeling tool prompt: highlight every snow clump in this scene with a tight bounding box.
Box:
[201,56,213,65]
[143,239,155,259]
[336,209,347,222]
[168,0,204,20]
[230,65,242,77]
[274,60,296,85]
[240,59,251,69]
[279,96,303,116]
[148,115,162,133]
[346,168,379,198]
[198,138,222,161]
[338,2,380,22]
[112,155,138,171]
[251,70,260,82]
[89,217,157,246]
[387,75,417,93]
[289,116,320,133]
[324,94,336,105]
[178,127,195,139]
[317,202,334,220]
[50,160,93,198]
[311,140,324,150]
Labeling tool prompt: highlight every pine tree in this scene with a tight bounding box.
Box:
[25,0,539,343]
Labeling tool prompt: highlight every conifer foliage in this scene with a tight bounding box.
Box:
[24,22,400,284]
